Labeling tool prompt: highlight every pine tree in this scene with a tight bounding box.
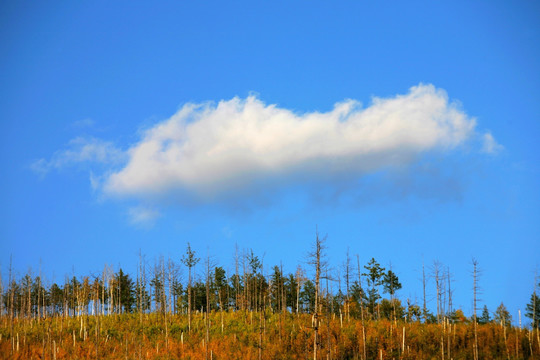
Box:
[383,269,402,324]
[350,280,366,310]
[285,273,298,313]
[270,265,284,312]
[116,269,135,313]
[214,266,227,311]
[525,291,540,328]
[478,305,490,324]
[299,282,315,312]
[383,270,402,296]
[363,258,385,319]
[150,270,164,314]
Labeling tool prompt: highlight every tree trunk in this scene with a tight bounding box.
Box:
[472,259,479,360]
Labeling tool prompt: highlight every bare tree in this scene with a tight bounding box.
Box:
[422,260,428,323]
[431,261,446,360]
[8,255,14,341]
[37,261,42,321]
[0,267,3,323]
[308,229,327,360]
[101,265,108,316]
[344,248,351,322]
[181,242,200,332]
[447,266,453,315]
[108,265,115,316]
[447,266,453,359]
[432,261,443,324]
[472,258,480,360]
[356,254,367,360]
[295,266,305,316]
[281,261,286,314]
[204,252,215,360]
[235,243,240,310]
[137,251,146,321]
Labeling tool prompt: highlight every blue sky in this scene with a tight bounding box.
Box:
[1,1,539,323]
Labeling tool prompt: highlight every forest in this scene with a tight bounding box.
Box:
[1,234,539,359]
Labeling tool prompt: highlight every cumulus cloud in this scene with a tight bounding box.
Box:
[31,137,125,175]
[104,84,478,200]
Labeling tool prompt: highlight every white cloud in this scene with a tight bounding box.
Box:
[481,132,503,154]
[31,137,125,175]
[104,84,477,200]
[128,206,160,227]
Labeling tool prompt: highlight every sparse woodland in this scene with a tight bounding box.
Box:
[1,234,539,359]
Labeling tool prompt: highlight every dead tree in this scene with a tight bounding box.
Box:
[472,258,480,360]
[204,252,214,360]
[432,261,445,360]
[432,261,443,324]
[308,229,327,360]
[7,256,14,346]
[281,262,286,314]
[295,266,305,316]
[0,268,3,323]
[235,243,240,310]
[422,260,427,323]
[447,266,453,359]
[137,251,148,322]
[344,248,351,322]
[181,242,200,332]
[356,254,367,360]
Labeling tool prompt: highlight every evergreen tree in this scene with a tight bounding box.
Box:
[192,281,207,311]
[67,276,80,316]
[285,273,298,313]
[406,301,422,322]
[248,250,261,275]
[214,266,227,310]
[525,290,540,328]
[181,242,200,330]
[150,272,164,313]
[229,274,243,309]
[49,283,64,315]
[171,279,183,314]
[300,280,316,313]
[478,305,490,324]
[363,258,385,318]
[382,270,402,296]
[350,280,366,307]
[270,265,284,312]
[380,298,405,320]
[332,289,345,315]
[246,250,262,310]
[116,269,135,313]
[448,309,468,323]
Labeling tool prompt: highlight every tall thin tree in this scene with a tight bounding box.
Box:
[181,242,200,332]
[472,258,480,360]
[308,229,327,360]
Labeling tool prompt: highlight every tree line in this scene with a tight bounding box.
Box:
[2,241,538,329]
[1,232,540,359]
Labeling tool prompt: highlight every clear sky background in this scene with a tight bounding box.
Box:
[1,1,539,324]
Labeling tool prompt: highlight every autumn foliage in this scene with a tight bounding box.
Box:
[1,310,539,359]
